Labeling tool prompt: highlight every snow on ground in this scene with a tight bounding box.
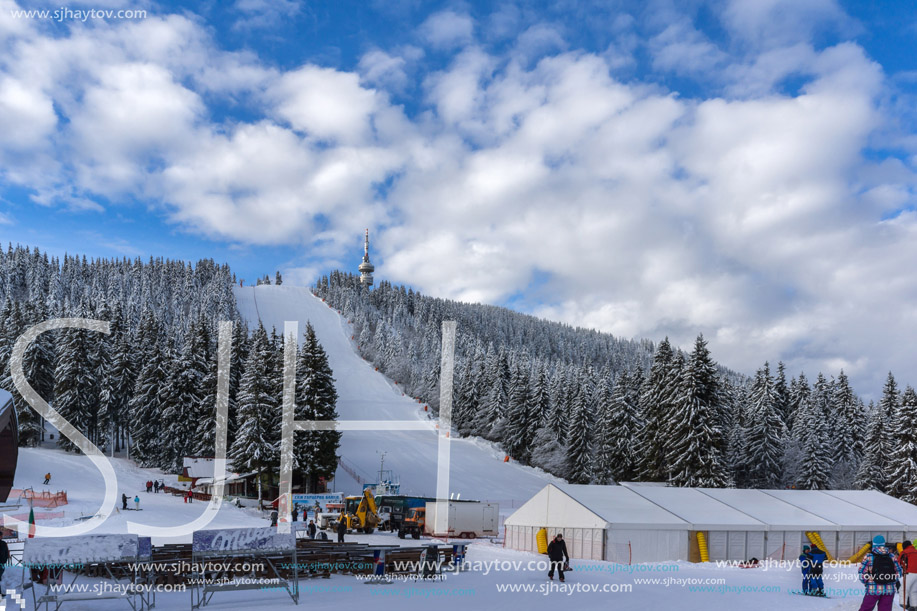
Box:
[234,285,559,507]
[9,446,265,544]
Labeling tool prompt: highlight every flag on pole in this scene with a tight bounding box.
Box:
[28,506,35,538]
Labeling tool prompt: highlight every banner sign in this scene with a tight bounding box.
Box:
[24,534,139,565]
[192,527,296,554]
[291,493,343,510]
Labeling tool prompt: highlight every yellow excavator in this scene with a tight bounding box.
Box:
[338,488,381,534]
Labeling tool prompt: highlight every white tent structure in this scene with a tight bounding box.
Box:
[504,483,917,563]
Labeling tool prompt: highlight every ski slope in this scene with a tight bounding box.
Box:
[7,446,265,545]
[234,285,559,504]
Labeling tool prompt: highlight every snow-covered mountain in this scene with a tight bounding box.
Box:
[234,285,558,504]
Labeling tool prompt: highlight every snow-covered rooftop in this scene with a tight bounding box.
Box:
[508,484,917,532]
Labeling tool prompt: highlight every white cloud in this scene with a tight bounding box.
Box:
[1,1,917,398]
[271,66,380,144]
[418,10,474,50]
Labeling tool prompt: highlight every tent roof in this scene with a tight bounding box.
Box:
[698,488,838,530]
[764,489,904,531]
[561,484,691,530]
[506,484,917,533]
[623,484,766,530]
[824,490,917,531]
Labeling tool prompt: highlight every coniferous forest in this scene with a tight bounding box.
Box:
[2,246,917,502]
[315,271,915,499]
[0,245,339,498]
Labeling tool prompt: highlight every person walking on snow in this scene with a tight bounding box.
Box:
[307,519,317,540]
[547,533,570,582]
[134,495,140,510]
[858,535,901,611]
[900,540,917,610]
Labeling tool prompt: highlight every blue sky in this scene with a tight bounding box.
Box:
[1,0,916,395]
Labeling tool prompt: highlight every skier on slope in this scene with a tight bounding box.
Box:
[547,533,570,582]
[134,495,140,510]
[858,535,901,611]
[122,493,128,510]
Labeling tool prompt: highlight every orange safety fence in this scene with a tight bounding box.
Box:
[8,489,68,507]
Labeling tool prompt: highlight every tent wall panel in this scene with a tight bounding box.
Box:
[766,531,786,560]
[783,531,804,559]
[747,531,765,560]
[708,531,728,561]
[607,529,689,563]
[727,531,746,560]
[838,531,855,559]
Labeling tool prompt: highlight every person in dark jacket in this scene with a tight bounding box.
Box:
[122,493,128,510]
[799,545,813,594]
[307,520,317,539]
[808,545,827,597]
[270,510,278,527]
[0,537,10,589]
[337,518,347,543]
[547,533,570,582]
[292,506,299,522]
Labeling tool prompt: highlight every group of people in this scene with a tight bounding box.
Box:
[799,544,828,596]
[800,534,917,610]
[120,493,141,510]
[145,480,165,493]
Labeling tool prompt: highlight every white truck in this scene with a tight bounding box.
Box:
[423,500,499,538]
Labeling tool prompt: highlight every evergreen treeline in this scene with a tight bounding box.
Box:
[314,271,917,499]
[0,245,338,497]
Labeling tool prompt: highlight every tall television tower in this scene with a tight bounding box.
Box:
[359,228,374,288]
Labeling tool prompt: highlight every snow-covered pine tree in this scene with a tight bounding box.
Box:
[565,384,593,484]
[774,361,790,429]
[294,322,341,492]
[129,335,170,467]
[505,360,535,464]
[744,363,786,488]
[230,325,280,504]
[831,370,865,487]
[606,373,642,483]
[639,338,675,481]
[530,362,551,428]
[855,373,898,491]
[887,387,917,503]
[666,335,729,488]
[275,271,283,285]
[103,320,135,452]
[53,324,93,452]
[794,392,833,490]
[592,374,615,485]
